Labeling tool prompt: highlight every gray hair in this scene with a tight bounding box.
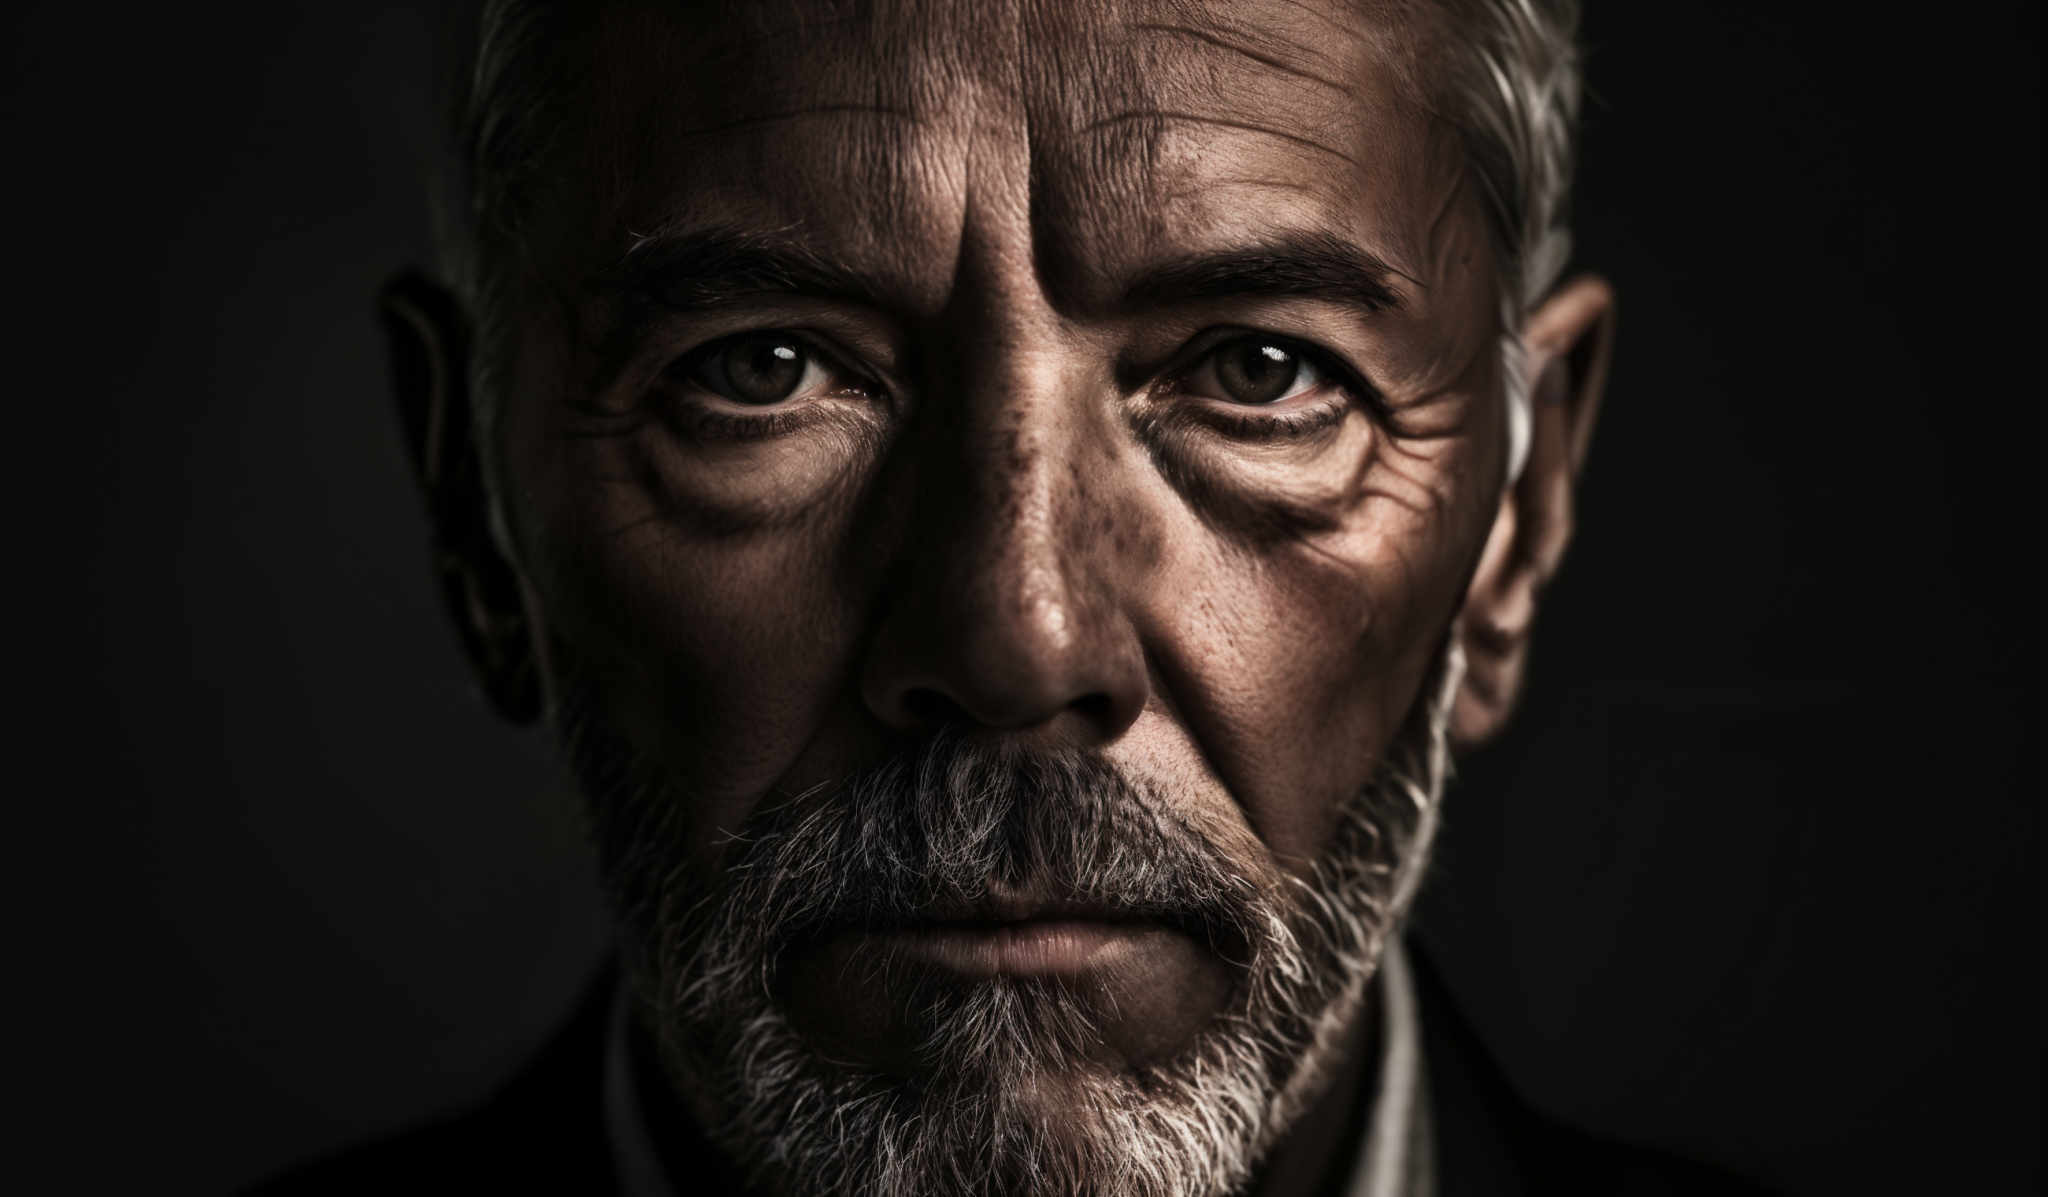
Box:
[433,0,1583,479]
[1440,0,1583,316]
[1433,0,1585,480]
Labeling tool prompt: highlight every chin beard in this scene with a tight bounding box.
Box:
[557,641,1461,1197]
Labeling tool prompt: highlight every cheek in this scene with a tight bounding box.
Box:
[1143,431,1490,866]
[639,407,891,532]
[508,402,878,844]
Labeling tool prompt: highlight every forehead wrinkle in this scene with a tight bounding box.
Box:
[1016,0,1391,277]
[1082,109,1360,172]
[1260,0,1372,39]
[1012,0,1156,315]
[597,0,1009,138]
[612,128,942,259]
[655,103,926,143]
[590,0,1150,328]
[1013,0,1436,294]
[1123,19,1358,99]
[1175,0,1437,113]
[582,12,924,241]
[579,0,1465,333]
[1070,4,1372,174]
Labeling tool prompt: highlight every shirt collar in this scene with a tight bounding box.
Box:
[1353,935,1435,1197]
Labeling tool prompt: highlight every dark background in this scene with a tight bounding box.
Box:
[15,3,2039,1192]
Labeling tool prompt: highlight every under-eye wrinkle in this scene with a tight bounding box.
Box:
[663,404,841,443]
[1187,400,1350,441]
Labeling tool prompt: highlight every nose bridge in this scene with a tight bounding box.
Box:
[922,340,1107,670]
[863,310,1145,739]
[927,111,1089,599]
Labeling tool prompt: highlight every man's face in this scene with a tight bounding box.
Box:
[476,0,1514,1191]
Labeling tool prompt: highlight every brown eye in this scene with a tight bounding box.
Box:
[1211,337,1312,405]
[684,333,812,405]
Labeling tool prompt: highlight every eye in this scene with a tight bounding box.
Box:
[1186,335,1327,406]
[674,332,828,406]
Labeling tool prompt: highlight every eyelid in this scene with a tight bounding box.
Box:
[667,328,886,409]
[1170,328,1384,414]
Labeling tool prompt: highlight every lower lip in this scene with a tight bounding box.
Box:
[857,919,1170,978]
[781,919,1235,1070]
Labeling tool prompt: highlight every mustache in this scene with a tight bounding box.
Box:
[677,732,1272,955]
[553,704,1295,1005]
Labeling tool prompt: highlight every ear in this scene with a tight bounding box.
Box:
[1450,274,1616,747]
[379,270,543,724]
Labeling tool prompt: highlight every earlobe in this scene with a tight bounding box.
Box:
[378,271,544,725]
[1450,274,1616,747]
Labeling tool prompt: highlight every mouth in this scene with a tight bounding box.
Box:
[802,891,1218,981]
[776,893,1243,1070]
[863,916,1177,978]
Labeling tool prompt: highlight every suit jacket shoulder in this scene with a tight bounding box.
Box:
[248,971,620,1195]
[1408,944,1771,1196]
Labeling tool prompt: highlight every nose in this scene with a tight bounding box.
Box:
[860,365,1149,747]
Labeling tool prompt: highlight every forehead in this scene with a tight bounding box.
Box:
[557,0,1463,310]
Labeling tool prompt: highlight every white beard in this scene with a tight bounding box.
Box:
[567,642,1464,1197]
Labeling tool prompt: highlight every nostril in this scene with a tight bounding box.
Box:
[1069,692,1117,732]
[901,687,969,729]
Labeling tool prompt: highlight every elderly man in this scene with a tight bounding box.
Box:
[269,1,1743,1193]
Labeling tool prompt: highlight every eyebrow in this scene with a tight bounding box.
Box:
[591,224,1410,320]
[591,225,887,312]
[1119,231,1410,316]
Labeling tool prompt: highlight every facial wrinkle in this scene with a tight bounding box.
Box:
[1421,142,1475,283]
[1374,301,1501,467]
[1132,413,1358,549]
[653,104,923,144]
[1016,0,1163,308]
[1086,109,1361,172]
[1124,21,1357,97]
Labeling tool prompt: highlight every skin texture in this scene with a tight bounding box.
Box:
[382,1,1616,1192]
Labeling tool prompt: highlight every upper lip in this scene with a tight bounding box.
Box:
[899,885,1186,931]
[917,898,1147,926]
[817,889,1227,956]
